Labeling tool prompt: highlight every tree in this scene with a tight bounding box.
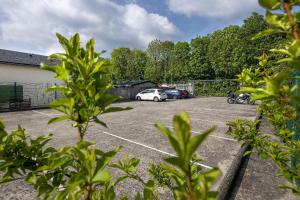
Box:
[189,36,213,80]
[145,39,174,82]
[129,49,147,80]
[110,47,132,82]
[240,12,287,69]
[170,41,190,82]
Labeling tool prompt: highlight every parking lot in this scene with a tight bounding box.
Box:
[0,97,256,199]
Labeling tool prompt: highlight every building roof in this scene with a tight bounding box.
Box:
[116,80,157,87]
[0,49,58,66]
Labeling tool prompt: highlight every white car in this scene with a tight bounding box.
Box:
[136,89,167,102]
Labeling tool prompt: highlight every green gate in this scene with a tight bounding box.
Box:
[0,84,23,103]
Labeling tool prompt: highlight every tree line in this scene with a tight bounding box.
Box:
[108,13,286,83]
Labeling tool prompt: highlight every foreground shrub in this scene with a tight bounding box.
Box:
[229,0,300,195]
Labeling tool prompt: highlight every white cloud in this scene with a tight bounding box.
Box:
[0,0,179,55]
[167,0,260,18]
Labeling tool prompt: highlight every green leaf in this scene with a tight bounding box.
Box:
[258,0,281,10]
[134,192,142,200]
[265,11,290,30]
[202,168,221,188]
[48,115,70,124]
[243,151,252,156]
[26,172,37,185]
[252,29,283,40]
[93,116,107,128]
[164,156,185,171]
[92,169,111,183]
[0,176,15,184]
[155,122,182,156]
[104,106,132,113]
[143,180,154,200]
[187,126,216,160]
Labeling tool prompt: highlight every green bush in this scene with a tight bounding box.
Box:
[194,80,239,97]
[229,0,300,195]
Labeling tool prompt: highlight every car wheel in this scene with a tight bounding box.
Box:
[162,99,166,102]
[136,96,141,101]
[153,97,159,102]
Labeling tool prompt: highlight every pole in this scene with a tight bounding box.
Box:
[14,82,17,101]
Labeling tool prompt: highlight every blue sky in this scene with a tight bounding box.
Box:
[0,0,264,55]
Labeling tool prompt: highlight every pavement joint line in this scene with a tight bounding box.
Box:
[101,131,213,169]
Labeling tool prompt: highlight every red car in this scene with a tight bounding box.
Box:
[179,89,189,98]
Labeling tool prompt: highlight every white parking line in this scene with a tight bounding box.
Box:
[164,125,237,142]
[200,108,255,114]
[32,110,52,117]
[101,131,213,169]
[32,110,60,117]
[143,123,237,142]
[184,110,247,117]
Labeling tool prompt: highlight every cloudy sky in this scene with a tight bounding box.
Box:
[0,0,263,55]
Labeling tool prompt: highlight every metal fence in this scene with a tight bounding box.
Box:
[0,82,60,112]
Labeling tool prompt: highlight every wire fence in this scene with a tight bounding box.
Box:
[0,82,60,112]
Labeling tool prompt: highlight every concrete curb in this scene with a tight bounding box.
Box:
[217,113,262,200]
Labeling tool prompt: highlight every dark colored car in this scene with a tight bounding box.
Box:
[164,89,183,99]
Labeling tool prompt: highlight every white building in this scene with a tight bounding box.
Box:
[0,49,59,109]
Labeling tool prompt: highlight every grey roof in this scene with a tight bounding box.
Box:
[116,80,157,87]
[0,49,58,66]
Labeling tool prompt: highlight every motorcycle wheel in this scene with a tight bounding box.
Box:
[246,98,255,105]
[227,98,235,104]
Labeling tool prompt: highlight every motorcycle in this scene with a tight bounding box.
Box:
[226,91,253,104]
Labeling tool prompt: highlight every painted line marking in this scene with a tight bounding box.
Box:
[32,110,60,117]
[164,125,237,142]
[32,110,52,117]
[184,110,250,118]
[142,123,237,142]
[101,131,213,169]
[200,108,255,114]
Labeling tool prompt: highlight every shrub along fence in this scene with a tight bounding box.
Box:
[168,79,239,97]
[193,79,239,97]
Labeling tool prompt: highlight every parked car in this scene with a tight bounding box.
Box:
[136,89,167,102]
[164,89,183,99]
[179,89,190,98]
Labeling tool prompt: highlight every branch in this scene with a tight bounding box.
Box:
[283,0,300,42]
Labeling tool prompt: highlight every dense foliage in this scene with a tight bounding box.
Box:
[109,13,286,83]
[0,33,220,199]
[194,80,239,97]
[229,0,300,195]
